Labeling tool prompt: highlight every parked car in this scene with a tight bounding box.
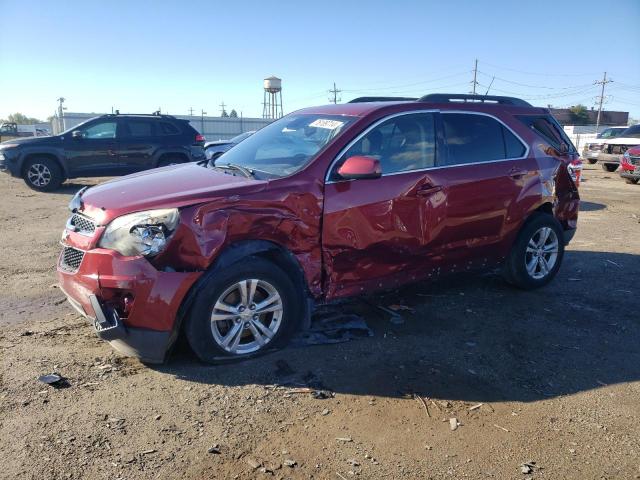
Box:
[57,94,580,363]
[619,145,640,184]
[598,124,640,172]
[581,126,627,164]
[0,113,205,191]
[204,131,255,161]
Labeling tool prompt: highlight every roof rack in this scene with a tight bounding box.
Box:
[348,96,417,103]
[105,111,176,118]
[417,93,532,107]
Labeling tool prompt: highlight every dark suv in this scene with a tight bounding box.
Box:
[57,94,580,363]
[0,113,205,191]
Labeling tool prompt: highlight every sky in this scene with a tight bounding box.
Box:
[1,0,639,121]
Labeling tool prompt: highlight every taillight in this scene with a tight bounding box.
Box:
[195,134,205,143]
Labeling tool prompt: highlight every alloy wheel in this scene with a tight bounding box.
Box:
[27,163,52,187]
[525,227,559,280]
[210,278,283,355]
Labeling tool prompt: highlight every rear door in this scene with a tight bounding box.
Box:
[421,111,537,269]
[118,118,158,172]
[322,111,441,299]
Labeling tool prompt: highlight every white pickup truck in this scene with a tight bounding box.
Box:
[598,125,640,172]
[581,126,628,164]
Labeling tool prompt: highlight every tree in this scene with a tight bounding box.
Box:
[569,104,590,125]
[5,112,44,124]
[229,109,238,118]
[221,110,229,118]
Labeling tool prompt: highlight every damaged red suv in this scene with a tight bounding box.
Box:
[57,94,580,363]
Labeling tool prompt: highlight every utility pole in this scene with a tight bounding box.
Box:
[201,109,207,134]
[328,82,341,104]
[56,97,66,133]
[219,101,227,117]
[594,72,613,134]
[471,59,479,95]
[188,107,194,116]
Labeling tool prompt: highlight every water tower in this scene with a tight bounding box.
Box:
[263,76,283,119]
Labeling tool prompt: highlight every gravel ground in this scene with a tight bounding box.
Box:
[0,164,639,480]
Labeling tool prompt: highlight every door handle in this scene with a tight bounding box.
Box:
[509,168,528,178]
[416,184,442,196]
[108,149,117,157]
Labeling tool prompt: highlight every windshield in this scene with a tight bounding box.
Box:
[60,118,96,135]
[619,125,640,139]
[230,131,254,143]
[211,114,355,178]
[598,127,627,139]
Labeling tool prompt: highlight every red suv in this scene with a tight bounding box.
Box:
[57,94,580,363]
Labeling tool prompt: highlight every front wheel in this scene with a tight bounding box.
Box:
[602,163,618,172]
[625,177,639,185]
[185,257,302,363]
[22,156,64,191]
[503,213,565,290]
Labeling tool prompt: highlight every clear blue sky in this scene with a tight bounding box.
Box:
[1,0,639,121]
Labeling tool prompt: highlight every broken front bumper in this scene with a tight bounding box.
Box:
[57,247,201,363]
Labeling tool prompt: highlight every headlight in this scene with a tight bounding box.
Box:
[99,208,180,257]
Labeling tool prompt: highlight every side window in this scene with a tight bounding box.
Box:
[442,113,507,165]
[82,121,116,139]
[517,115,577,152]
[125,120,155,137]
[338,113,436,176]
[504,126,526,158]
[159,122,180,135]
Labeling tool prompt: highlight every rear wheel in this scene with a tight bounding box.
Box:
[185,257,302,363]
[503,213,565,290]
[22,157,64,192]
[602,163,618,172]
[587,159,597,165]
[625,177,639,185]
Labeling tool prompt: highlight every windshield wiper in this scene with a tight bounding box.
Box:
[215,163,255,178]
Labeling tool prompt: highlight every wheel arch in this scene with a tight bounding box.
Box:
[21,152,67,178]
[169,239,313,352]
[155,150,190,167]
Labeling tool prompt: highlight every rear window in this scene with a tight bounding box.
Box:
[159,121,181,135]
[441,113,526,165]
[518,115,577,153]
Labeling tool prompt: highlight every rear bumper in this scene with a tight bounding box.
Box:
[57,247,201,363]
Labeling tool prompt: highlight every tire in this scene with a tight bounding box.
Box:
[22,156,64,192]
[503,213,565,290]
[624,178,639,185]
[602,163,618,172]
[587,159,597,165]
[157,157,186,168]
[185,257,302,363]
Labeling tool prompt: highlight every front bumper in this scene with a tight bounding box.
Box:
[0,149,21,176]
[57,247,201,363]
[581,150,600,161]
[598,153,622,165]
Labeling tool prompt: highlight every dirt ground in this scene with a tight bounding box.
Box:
[0,164,639,480]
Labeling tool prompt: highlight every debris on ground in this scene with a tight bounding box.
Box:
[449,418,459,431]
[336,437,353,443]
[413,394,430,417]
[37,373,69,388]
[246,457,262,470]
[290,310,373,347]
[208,445,221,454]
[520,461,536,474]
[284,459,297,467]
[469,403,483,411]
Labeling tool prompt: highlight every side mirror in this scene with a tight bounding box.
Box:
[337,156,382,180]
[72,130,84,139]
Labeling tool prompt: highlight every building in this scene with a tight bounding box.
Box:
[51,112,272,140]
[550,108,628,126]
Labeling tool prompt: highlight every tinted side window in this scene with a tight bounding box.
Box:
[159,122,180,135]
[504,126,526,158]
[517,115,577,152]
[340,113,436,176]
[442,113,506,165]
[126,120,155,137]
[82,121,116,139]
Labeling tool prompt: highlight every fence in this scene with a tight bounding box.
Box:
[52,113,272,140]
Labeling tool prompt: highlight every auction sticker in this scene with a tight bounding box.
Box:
[309,119,344,130]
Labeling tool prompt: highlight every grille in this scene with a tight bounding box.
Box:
[69,213,96,235]
[630,155,640,166]
[60,246,85,272]
[607,145,628,155]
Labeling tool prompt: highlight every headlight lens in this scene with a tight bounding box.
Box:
[99,208,180,257]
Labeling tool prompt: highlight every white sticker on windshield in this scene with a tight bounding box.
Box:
[309,119,344,130]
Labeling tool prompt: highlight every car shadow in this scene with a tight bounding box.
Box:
[152,250,640,403]
[579,201,606,212]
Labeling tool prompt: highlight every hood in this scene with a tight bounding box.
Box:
[603,137,640,146]
[204,140,232,148]
[0,135,60,147]
[79,163,266,223]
